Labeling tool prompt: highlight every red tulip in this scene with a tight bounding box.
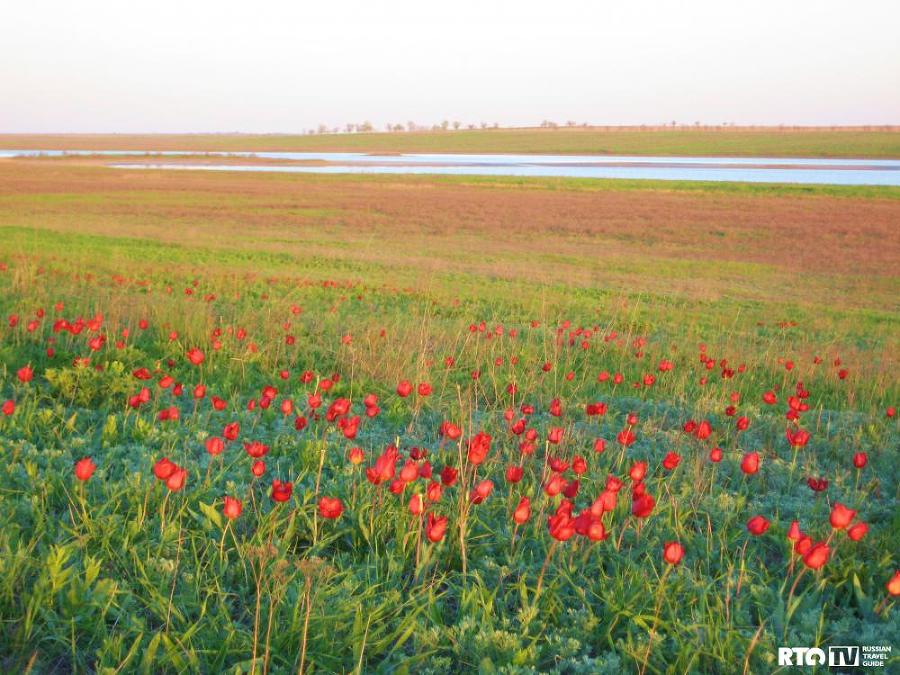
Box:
[629,461,647,482]
[426,481,442,502]
[548,508,576,541]
[695,420,712,440]
[736,416,750,431]
[1,400,14,416]
[709,447,723,463]
[787,520,802,541]
[251,460,266,477]
[467,432,492,466]
[396,380,412,397]
[440,465,458,486]
[887,571,900,596]
[794,535,813,556]
[740,452,760,475]
[440,421,462,440]
[747,515,770,536]
[470,479,494,504]
[74,457,96,481]
[366,447,398,485]
[806,477,828,492]
[399,459,419,483]
[547,427,564,444]
[591,489,617,515]
[426,513,448,542]
[166,468,187,492]
[513,497,531,524]
[223,496,242,520]
[802,542,830,570]
[271,480,293,502]
[318,496,344,519]
[586,519,607,542]
[17,365,33,383]
[662,452,681,471]
[852,452,867,469]
[243,440,269,459]
[830,502,856,530]
[663,541,684,565]
[206,436,224,456]
[786,428,810,448]
[153,457,177,480]
[847,522,868,541]
[631,493,656,518]
[408,493,425,515]
[223,422,240,441]
[505,465,523,483]
[348,447,365,465]
[617,428,636,446]
[186,347,205,365]
[572,455,587,475]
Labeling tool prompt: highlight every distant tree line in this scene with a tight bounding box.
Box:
[299,122,899,135]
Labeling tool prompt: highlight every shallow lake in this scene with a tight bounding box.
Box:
[3,149,899,186]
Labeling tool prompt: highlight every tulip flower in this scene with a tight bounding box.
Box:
[153,457,177,481]
[318,496,343,519]
[166,468,187,492]
[847,522,868,541]
[829,502,856,530]
[206,437,224,456]
[740,452,760,475]
[426,513,448,542]
[802,542,830,570]
[223,496,242,520]
[186,347,205,365]
[887,571,900,596]
[513,497,531,525]
[747,515,770,536]
[74,457,96,481]
[631,493,656,518]
[271,480,293,502]
[663,541,684,565]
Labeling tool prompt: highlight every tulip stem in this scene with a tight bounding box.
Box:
[639,565,672,675]
[219,521,230,563]
[783,566,808,639]
[296,576,313,675]
[533,540,558,605]
[313,438,327,546]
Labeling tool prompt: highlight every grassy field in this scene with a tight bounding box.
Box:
[0,159,898,673]
[2,126,900,157]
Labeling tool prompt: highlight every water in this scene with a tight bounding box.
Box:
[2,149,899,186]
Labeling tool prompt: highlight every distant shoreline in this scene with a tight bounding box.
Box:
[0,126,898,159]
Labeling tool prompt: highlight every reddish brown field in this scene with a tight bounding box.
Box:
[1,160,898,294]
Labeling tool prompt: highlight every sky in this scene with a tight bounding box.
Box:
[2,0,899,133]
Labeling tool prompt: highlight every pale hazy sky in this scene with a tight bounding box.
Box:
[2,0,899,133]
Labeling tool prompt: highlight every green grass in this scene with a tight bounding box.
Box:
[3,127,900,157]
[0,165,898,673]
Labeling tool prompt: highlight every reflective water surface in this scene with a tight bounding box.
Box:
[3,149,898,185]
